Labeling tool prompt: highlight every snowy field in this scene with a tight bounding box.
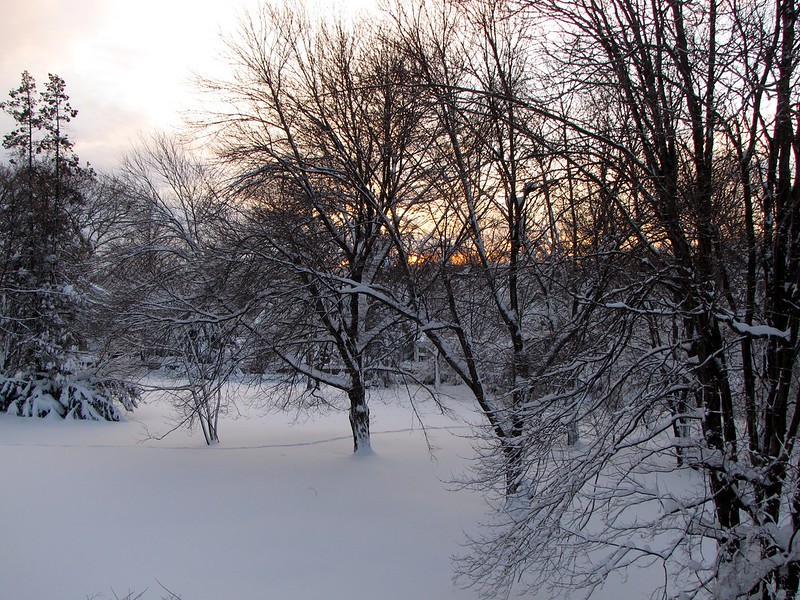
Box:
[0,381,661,600]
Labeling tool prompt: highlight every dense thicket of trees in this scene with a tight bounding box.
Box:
[436,0,800,597]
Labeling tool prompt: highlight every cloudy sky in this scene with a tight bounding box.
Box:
[1,0,374,171]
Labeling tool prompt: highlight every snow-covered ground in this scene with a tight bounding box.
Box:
[0,381,662,600]
[0,382,488,600]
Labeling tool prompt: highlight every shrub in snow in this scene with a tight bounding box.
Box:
[0,371,139,421]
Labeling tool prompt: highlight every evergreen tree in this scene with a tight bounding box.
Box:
[1,70,38,170]
[0,71,137,420]
[37,74,80,198]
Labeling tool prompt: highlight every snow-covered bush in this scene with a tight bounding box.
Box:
[0,370,139,421]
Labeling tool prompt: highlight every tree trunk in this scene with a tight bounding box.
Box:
[503,413,526,496]
[348,385,371,454]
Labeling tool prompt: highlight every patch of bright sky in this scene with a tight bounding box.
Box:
[0,0,378,171]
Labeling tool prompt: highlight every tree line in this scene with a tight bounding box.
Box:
[2,0,800,597]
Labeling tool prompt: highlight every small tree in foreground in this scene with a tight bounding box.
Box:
[116,133,248,443]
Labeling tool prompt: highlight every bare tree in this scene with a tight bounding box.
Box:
[116,133,247,444]
[204,6,435,452]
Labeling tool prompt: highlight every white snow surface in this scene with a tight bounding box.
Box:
[0,380,660,600]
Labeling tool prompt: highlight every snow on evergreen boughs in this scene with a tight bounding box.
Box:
[0,371,139,421]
